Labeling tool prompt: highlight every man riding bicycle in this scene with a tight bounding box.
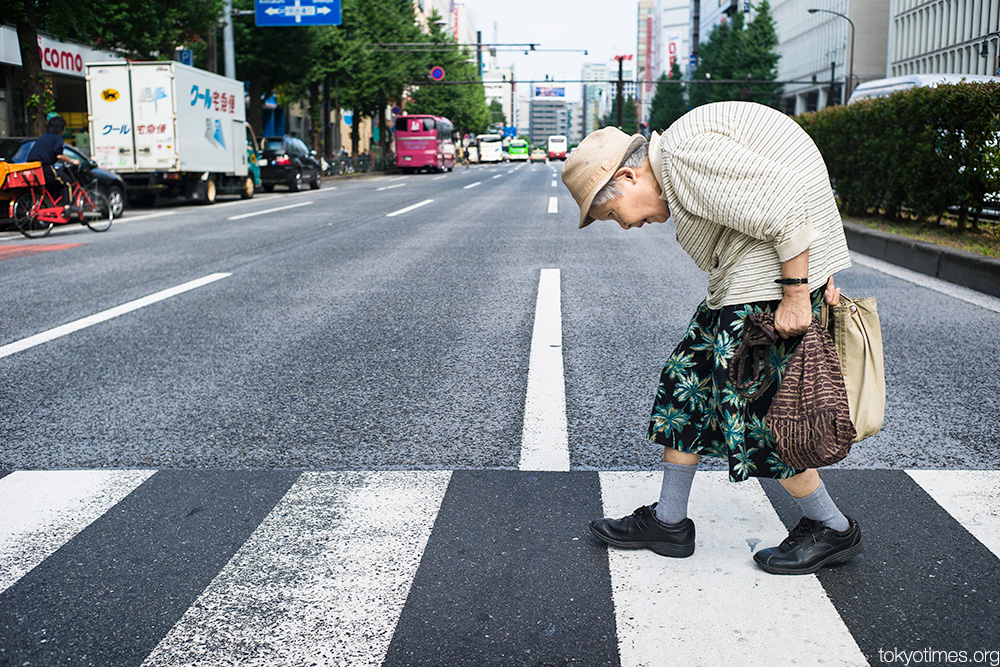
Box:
[26,115,82,213]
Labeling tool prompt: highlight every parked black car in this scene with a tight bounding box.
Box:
[259,136,322,192]
[0,137,127,218]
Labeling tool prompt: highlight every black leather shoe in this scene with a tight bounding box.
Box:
[589,504,695,558]
[753,517,863,575]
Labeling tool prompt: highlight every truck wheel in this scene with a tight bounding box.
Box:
[203,177,218,205]
[241,176,255,199]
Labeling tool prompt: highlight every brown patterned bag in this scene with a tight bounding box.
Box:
[733,313,856,469]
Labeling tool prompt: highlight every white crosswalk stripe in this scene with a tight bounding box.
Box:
[142,471,450,667]
[601,472,867,666]
[1,469,998,665]
[0,470,155,593]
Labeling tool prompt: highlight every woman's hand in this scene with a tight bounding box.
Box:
[824,276,841,305]
[774,286,813,339]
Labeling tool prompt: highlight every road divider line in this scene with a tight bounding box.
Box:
[492,174,503,179]
[851,253,1000,314]
[115,211,180,224]
[432,175,448,180]
[386,199,434,217]
[520,268,569,471]
[0,273,231,360]
[377,183,407,191]
[547,197,558,214]
[228,201,313,221]
[463,181,482,190]
[551,180,557,187]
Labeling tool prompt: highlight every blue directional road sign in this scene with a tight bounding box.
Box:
[255,0,342,27]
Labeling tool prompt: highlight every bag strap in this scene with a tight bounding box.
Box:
[729,313,779,400]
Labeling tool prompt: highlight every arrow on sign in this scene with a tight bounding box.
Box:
[317,6,331,13]
[265,6,281,14]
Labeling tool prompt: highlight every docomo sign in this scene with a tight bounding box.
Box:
[37,36,85,76]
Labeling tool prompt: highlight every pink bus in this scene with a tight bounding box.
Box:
[394,114,455,173]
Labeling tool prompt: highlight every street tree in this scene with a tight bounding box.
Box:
[647,63,686,132]
[689,1,781,109]
[599,95,639,134]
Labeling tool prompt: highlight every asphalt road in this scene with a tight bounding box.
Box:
[2,161,999,667]
[1,160,997,471]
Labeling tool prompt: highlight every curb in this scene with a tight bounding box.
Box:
[843,221,1000,299]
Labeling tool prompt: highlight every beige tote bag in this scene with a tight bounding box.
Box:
[822,295,885,442]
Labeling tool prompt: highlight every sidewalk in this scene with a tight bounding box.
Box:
[843,220,1000,298]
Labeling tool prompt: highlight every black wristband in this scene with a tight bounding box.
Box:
[774,278,808,285]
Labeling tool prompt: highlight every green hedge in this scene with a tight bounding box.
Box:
[796,82,1000,227]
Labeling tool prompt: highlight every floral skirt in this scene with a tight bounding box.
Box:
[647,289,825,482]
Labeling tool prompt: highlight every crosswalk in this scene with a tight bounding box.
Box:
[1,468,998,666]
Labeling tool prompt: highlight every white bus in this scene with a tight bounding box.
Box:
[546,135,568,160]
[476,134,503,163]
[847,74,999,103]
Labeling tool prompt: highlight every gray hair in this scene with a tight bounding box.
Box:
[591,142,649,208]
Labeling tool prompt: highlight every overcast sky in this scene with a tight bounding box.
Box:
[457,0,639,99]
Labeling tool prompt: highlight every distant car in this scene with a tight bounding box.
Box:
[0,137,127,218]
[529,148,547,163]
[258,135,322,192]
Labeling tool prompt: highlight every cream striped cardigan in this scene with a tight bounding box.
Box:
[649,101,852,309]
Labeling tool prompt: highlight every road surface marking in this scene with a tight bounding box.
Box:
[520,268,569,471]
[851,253,1000,314]
[0,273,231,359]
[600,471,868,667]
[432,175,448,180]
[551,180,557,187]
[386,199,434,217]
[0,470,155,593]
[228,201,313,220]
[492,174,503,179]
[114,211,180,224]
[907,470,1000,558]
[141,471,451,667]
[463,181,482,190]
[547,197,558,214]
[376,183,406,191]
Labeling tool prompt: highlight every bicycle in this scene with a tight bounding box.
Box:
[8,163,113,238]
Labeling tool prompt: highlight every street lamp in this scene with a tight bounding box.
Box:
[808,8,855,103]
[980,31,1000,76]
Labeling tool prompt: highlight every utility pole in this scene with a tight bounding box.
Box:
[476,30,483,79]
[613,54,632,129]
[223,0,236,78]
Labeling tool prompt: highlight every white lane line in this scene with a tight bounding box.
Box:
[115,210,180,224]
[492,174,503,179]
[228,201,313,221]
[551,180,557,187]
[386,199,434,217]
[520,268,569,471]
[463,181,482,190]
[0,273,231,359]
[907,470,1000,559]
[141,471,451,667]
[600,471,868,667]
[377,183,406,191]
[507,169,515,174]
[432,175,448,180]
[547,197,559,214]
[851,252,1000,314]
[0,471,155,594]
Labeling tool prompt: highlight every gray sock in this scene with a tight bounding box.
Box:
[794,481,850,532]
[653,461,697,525]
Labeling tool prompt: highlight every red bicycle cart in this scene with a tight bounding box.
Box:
[2,161,113,238]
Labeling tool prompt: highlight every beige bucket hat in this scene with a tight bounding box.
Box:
[561,126,647,228]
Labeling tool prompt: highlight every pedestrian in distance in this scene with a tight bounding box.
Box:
[561,101,864,575]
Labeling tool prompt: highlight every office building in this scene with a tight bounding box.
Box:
[581,63,611,136]
[529,96,569,144]
[888,0,1000,77]
[774,0,890,113]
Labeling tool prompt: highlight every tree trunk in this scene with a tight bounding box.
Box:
[351,112,359,156]
[248,76,264,139]
[15,8,47,136]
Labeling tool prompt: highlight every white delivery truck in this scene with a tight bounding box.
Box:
[86,61,258,205]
